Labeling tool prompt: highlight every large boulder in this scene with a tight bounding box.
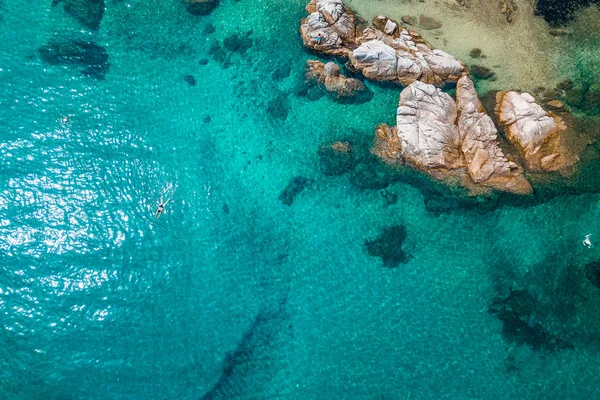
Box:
[300,0,357,57]
[305,60,369,100]
[52,0,105,30]
[394,80,462,169]
[349,18,465,86]
[495,91,576,171]
[372,78,531,194]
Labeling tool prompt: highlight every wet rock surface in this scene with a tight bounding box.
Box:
[304,60,371,102]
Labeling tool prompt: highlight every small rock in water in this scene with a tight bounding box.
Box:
[470,64,495,79]
[199,58,209,65]
[469,48,482,58]
[184,75,196,86]
[203,115,211,123]
[279,176,312,206]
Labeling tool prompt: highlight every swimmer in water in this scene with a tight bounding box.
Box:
[584,234,593,248]
[155,197,170,218]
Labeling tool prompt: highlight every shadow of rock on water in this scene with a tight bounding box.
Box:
[364,225,411,268]
[199,295,291,400]
[38,39,110,79]
[52,0,105,30]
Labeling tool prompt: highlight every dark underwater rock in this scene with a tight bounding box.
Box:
[364,225,410,268]
[534,0,600,26]
[184,74,196,86]
[279,176,312,206]
[185,0,218,16]
[489,288,573,352]
[470,64,495,79]
[469,48,482,58]
[223,31,253,54]
[52,0,105,30]
[38,40,110,79]
[584,261,600,289]
[272,64,291,81]
[266,93,289,121]
[318,141,356,176]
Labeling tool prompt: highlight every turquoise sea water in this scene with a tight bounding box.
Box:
[3,1,600,399]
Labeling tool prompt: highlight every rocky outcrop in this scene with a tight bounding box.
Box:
[300,0,358,57]
[349,17,465,86]
[300,3,465,86]
[305,60,367,99]
[456,77,531,193]
[495,91,576,171]
[373,78,531,194]
[52,0,105,30]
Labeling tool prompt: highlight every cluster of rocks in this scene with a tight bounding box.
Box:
[373,77,533,194]
[300,0,581,195]
[304,60,370,102]
[301,1,466,87]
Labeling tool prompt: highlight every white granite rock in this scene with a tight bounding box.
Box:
[300,0,356,57]
[496,91,571,171]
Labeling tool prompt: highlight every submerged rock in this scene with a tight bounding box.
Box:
[185,0,218,16]
[499,0,517,23]
[364,225,410,268]
[372,78,531,194]
[300,0,358,57]
[279,176,312,206]
[318,141,355,175]
[495,91,577,171]
[305,60,370,101]
[470,64,495,79]
[469,48,482,58]
[489,288,573,352]
[266,93,290,121]
[38,40,110,79]
[223,31,253,54]
[349,19,465,86]
[400,14,442,30]
[585,261,600,289]
[52,0,105,30]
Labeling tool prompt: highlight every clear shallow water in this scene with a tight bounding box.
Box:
[2,0,600,399]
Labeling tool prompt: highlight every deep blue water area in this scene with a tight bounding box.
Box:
[3,1,600,399]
